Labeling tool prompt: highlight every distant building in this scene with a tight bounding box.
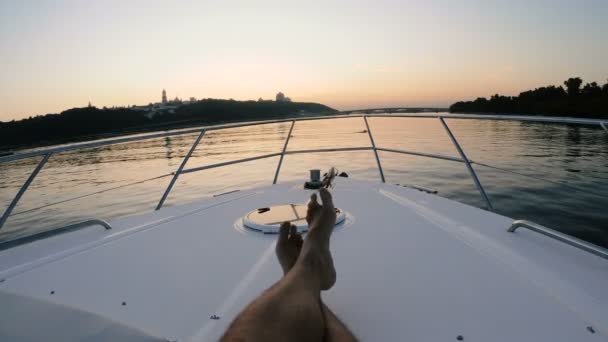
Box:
[276,92,292,102]
[162,89,167,104]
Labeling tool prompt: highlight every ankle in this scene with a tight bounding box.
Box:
[299,246,336,290]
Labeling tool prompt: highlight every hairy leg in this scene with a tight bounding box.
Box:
[301,189,337,291]
[321,304,358,342]
[220,275,325,341]
[221,189,338,341]
[275,202,357,342]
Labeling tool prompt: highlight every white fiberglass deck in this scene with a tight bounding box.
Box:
[0,178,607,341]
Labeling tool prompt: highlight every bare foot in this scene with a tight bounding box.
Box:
[300,188,337,290]
[276,218,358,341]
[276,222,303,275]
[305,189,337,241]
[275,188,337,290]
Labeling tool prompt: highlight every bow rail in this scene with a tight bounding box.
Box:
[0,219,112,251]
[508,220,608,260]
[1,112,607,234]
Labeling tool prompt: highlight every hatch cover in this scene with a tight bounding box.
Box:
[243,204,346,234]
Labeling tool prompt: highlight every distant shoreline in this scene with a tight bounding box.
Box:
[449,77,608,119]
[3,112,333,153]
[0,99,336,152]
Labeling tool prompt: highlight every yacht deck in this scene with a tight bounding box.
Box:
[1,179,606,341]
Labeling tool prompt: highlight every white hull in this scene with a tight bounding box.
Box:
[1,179,606,341]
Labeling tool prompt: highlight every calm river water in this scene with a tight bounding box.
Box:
[1,114,608,247]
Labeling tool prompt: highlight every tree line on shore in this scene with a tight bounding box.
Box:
[450,77,608,118]
[0,99,336,150]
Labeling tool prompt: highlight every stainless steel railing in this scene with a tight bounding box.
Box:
[0,219,112,251]
[1,112,607,233]
[0,153,51,229]
[155,129,207,210]
[439,117,494,211]
[508,220,608,260]
[273,121,296,185]
[364,116,386,183]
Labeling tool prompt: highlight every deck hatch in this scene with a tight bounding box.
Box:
[242,204,345,234]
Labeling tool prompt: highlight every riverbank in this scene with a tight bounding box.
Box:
[450,77,608,119]
[0,99,336,151]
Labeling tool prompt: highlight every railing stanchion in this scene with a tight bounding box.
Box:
[601,122,608,134]
[0,153,51,230]
[364,116,386,183]
[439,117,494,211]
[273,121,295,184]
[155,130,206,210]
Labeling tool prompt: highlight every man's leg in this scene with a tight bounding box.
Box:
[275,208,357,341]
[321,303,358,342]
[221,189,338,341]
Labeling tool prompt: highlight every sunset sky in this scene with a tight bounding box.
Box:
[1,0,607,120]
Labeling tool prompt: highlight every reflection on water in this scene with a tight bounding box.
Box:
[1,115,607,248]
